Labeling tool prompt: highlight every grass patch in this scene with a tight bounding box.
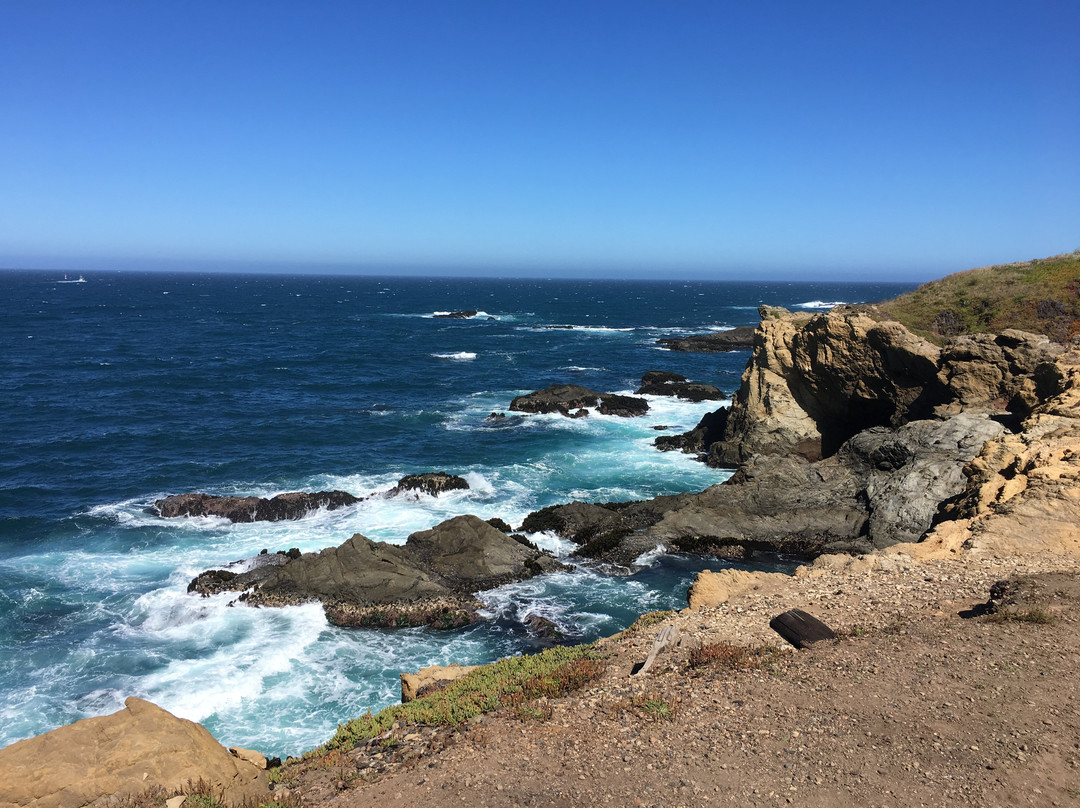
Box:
[873,251,1080,343]
[619,610,676,638]
[323,643,605,752]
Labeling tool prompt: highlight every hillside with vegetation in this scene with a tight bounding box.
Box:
[871,251,1080,343]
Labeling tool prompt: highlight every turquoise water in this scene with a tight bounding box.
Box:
[0,271,913,755]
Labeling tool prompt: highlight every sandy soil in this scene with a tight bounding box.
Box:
[281,552,1080,808]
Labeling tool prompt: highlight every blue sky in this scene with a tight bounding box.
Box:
[1,1,1077,280]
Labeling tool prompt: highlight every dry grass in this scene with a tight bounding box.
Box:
[872,251,1080,343]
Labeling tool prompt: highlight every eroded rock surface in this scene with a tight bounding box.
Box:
[0,697,268,808]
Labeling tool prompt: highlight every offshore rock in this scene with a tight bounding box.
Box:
[0,697,268,808]
[433,310,478,318]
[509,384,649,417]
[154,490,359,523]
[654,407,730,460]
[636,371,724,402]
[389,472,470,497]
[656,325,757,352]
[188,515,564,629]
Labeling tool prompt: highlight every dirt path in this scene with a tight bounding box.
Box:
[287,556,1080,808]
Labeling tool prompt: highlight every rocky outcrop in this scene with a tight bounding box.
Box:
[686,569,790,611]
[433,310,478,318]
[654,408,729,458]
[524,413,1005,563]
[636,371,725,402]
[0,697,268,808]
[657,325,757,352]
[400,664,479,703]
[155,490,359,522]
[907,348,1080,559]
[509,385,649,418]
[713,307,1068,465]
[389,472,470,497]
[714,307,946,464]
[189,515,564,628]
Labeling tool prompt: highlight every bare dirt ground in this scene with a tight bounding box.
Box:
[283,553,1080,808]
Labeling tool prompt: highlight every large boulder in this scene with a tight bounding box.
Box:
[715,307,945,464]
[0,697,268,808]
[155,490,359,522]
[188,515,564,628]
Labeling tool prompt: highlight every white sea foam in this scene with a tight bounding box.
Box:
[431,352,477,360]
[795,300,850,309]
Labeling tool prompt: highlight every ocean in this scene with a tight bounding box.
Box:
[0,270,913,757]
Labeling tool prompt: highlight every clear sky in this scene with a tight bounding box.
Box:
[1,1,1077,280]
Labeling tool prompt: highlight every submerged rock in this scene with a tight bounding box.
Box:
[155,490,359,523]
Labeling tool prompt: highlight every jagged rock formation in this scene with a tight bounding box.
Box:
[635,371,724,402]
[656,325,757,352]
[188,515,564,628]
[155,490,359,522]
[400,664,479,703]
[509,384,649,417]
[713,307,1065,465]
[909,345,1080,558]
[0,697,268,808]
[520,306,1076,562]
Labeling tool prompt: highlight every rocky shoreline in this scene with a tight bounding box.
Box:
[9,296,1080,806]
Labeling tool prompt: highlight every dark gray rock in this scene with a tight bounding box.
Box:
[433,310,478,319]
[657,326,757,352]
[637,371,725,402]
[155,491,360,523]
[389,472,470,497]
[509,385,649,418]
[188,514,565,629]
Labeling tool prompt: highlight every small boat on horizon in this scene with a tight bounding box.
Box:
[59,274,87,283]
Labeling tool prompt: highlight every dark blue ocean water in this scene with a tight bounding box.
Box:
[0,270,913,755]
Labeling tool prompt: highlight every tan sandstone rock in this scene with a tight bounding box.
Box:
[400,663,480,703]
[0,697,269,808]
[686,569,790,611]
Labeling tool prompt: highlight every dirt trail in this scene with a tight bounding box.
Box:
[288,555,1080,808]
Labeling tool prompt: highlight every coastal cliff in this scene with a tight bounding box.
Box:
[535,297,1075,563]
